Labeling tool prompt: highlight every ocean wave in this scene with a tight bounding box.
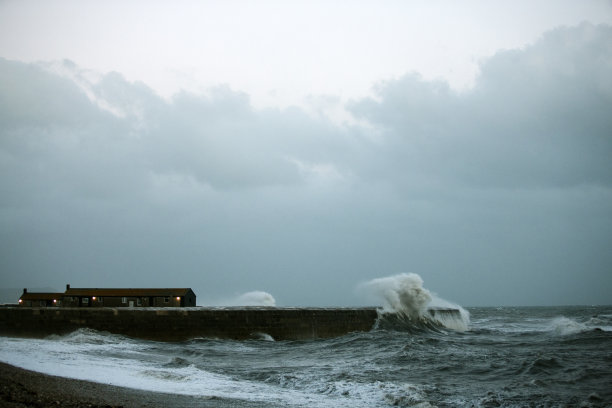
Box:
[547,316,611,336]
[250,332,275,341]
[2,305,610,408]
[519,356,564,375]
[359,273,470,332]
[548,317,588,335]
[163,357,192,368]
[374,310,450,333]
[45,327,127,345]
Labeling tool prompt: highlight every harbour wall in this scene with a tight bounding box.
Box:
[0,307,380,341]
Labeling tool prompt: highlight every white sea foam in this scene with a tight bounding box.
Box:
[548,316,588,335]
[359,273,470,331]
[428,295,470,332]
[472,313,612,335]
[360,273,432,318]
[585,316,612,332]
[251,332,275,341]
[0,329,418,408]
[0,334,300,405]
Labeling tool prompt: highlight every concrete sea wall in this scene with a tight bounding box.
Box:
[0,307,379,341]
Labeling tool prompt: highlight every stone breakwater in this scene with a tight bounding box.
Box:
[0,307,380,341]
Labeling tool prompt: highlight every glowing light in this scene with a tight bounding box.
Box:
[176,297,180,300]
[92,297,96,300]
[18,299,22,303]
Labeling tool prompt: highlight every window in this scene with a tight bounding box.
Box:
[122,297,127,304]
[164,297,170,303]
[82,297,89,304]
[137,298,142,306]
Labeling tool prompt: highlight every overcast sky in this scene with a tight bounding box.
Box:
[1,1,611,306]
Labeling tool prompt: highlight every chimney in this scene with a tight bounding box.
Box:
[23,288,27,294]
[66,284,70,290]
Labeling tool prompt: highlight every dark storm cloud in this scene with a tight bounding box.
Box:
[0,57,353,199]
[350,23,612,190]
[1,24,611,306]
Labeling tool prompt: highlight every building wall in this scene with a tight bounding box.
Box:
[61,294,195,307]
[19,299,60,307]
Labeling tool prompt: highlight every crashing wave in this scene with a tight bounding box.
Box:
[360,273,470,332]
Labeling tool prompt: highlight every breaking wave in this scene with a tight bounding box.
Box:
[359,273,470,331]
[547,316,612,335]
[549,316,588,336]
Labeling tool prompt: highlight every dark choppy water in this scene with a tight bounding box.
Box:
[1,306,611,407]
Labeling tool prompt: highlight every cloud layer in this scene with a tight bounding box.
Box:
[1,24,611,306]
[350,23,612,190]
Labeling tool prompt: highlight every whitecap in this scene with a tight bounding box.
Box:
[548,316,587,335]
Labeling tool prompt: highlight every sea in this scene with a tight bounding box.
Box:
[1,304,611,407]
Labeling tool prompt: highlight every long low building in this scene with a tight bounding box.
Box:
[18,290,64,307]
[18,285,196,308]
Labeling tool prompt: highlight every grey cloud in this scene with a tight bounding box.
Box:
[0,58,100,128]
[349,23,612,190]
[0,60,346,200]
[149,88,301,189]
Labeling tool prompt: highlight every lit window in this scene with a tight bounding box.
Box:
[82,298,89,304]
[122,297,127,303]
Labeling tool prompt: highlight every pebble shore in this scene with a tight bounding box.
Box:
[0,362,229,408]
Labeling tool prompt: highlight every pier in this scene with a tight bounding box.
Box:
[0,306,379,341]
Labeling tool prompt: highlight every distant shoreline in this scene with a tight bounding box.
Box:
[0,361,253,408]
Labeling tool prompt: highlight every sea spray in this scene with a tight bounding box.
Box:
[208,291,277,307]
[360,273,432,319]
[233,291,276,306]
[427,295,470,331]
[548,316,588,336]
[359,273,469,331]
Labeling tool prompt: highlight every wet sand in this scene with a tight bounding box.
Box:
[0,362,245,408]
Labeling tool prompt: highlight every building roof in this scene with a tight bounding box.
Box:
[20,292,63,301]
[64,288,195,297]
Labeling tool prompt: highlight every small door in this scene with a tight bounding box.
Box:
[129,300,134,307]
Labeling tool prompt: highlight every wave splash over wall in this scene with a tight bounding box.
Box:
[220,291,277,307]
[360,273,470,331]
